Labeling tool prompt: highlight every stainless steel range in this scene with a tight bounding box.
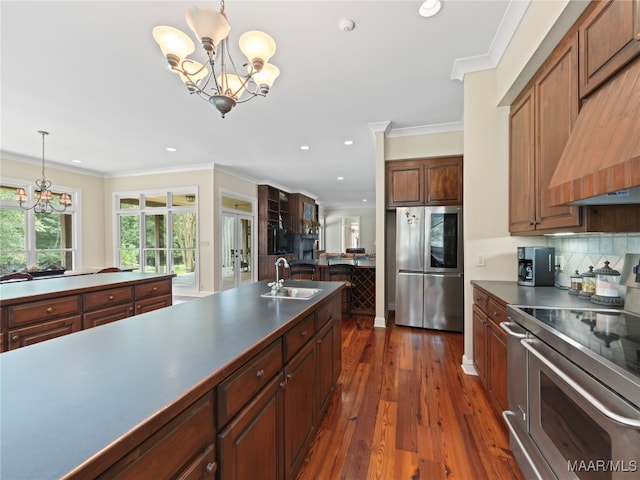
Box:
[502,254,640,479]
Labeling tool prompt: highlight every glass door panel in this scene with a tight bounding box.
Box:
[222,212,254,290]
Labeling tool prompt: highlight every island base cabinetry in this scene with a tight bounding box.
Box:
[216,292,342,480]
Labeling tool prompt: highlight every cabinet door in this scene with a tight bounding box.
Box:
[284,339,316,480]
[535,33,581,230]
[472,305,487,383]
[386,162,424,207]
[316,320,335,416]
[424,156,463,205]
[579,0,640,98]
[509,86,536,233]
[218,374,284,480]
[488,321,508,413]
[8,315,82,350]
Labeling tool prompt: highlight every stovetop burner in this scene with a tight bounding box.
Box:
[520,307,640,377]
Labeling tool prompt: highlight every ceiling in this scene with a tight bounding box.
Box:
[0,0,528,208]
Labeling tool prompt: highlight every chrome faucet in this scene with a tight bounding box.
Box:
[269,257,290,292]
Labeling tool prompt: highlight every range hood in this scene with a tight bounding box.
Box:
[548,57,640,206]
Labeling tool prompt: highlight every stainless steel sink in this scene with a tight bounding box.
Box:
[261,287,322,300]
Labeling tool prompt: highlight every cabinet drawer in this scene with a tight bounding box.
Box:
[135,280,172,299]
[283,313,315,362]
[217,339,283,427]
[97,393,215,480]
[84,286,133,311]
[315,300,334,330]
[486,297,507,325]
[472,288,488,312]
[8,296,82,328]
[8,315,82,350]
[135,295,172,315]
[83,304,134,329]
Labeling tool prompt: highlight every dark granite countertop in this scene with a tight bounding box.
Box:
[471,280,621,309]
[0,280,343,480]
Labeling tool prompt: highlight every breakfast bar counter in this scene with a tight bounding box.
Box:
[0,280,344,480]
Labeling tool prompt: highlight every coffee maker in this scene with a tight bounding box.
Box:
[517,246,555,286]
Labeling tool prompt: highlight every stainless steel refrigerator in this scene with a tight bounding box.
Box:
[395,206,464,332]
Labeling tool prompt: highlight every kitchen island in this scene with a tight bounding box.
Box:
[0,272,175,352]
[0,280,344,480]
[314,258,376,316]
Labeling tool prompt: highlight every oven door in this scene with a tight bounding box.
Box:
[524,338,640,479]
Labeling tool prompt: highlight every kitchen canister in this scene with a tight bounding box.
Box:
[590,261,623,306]
[569,270,582,295]
[579,266,596,299]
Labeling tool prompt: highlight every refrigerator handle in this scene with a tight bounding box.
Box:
[425,273,463,277]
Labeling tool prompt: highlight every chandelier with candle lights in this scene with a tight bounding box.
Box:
[152,0,279,118]
[14,131,72,213]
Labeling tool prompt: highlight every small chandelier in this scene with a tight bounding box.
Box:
[152,0,280,118]
[14,131,72,213]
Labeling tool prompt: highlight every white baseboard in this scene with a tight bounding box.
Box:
[461,354,478,376]
[373,316,387,328]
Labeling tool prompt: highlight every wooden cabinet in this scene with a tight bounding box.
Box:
[288,193,316,235]
[216,294,341,480]
[386,156,463,208]
[472,286,508,415]
[83,286,134,328]
[472,304,488,382]
[284,338,316,479]
[0,274,173,351]
[218,373,285,480]
[579,0,640,98]
[258,185,290,256]
[6,295,82,350]
[509,33,580,233]
[97,393,216,480]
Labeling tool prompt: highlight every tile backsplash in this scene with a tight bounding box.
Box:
[547,233,640,289]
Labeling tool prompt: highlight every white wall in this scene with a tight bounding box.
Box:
[1,156,106,271]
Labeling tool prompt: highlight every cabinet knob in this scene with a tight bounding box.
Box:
[46,307,54,314]
[256,369,264,378]
[279,380,287,388]
[286,373,293,381]
[205,462,217,474]
[11,335,18,341]
[300,330,307,337]
[108,295,114,300]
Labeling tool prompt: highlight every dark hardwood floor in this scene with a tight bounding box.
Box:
[297,314,525,480]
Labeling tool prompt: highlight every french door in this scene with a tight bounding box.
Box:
[222,212,254,290]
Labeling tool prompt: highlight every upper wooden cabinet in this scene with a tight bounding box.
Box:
[579,0,640,98]
[386,155,463,208]
[509,33,581,233]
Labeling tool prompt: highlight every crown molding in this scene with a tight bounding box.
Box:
[1,149,104,177]
[451,0,531,81]
[387,120,464,138]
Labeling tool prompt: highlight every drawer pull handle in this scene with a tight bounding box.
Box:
[205,462,217,474]
[108,295,114,300]
[256,369,264,378]
[46,307,54,314]
[300,330,307,337]
[11,335,18,341]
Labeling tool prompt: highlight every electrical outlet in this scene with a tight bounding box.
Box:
[476,253,486,267]
[556,255,565,272]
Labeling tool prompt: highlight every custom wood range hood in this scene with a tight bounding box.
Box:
[548,57,640,206]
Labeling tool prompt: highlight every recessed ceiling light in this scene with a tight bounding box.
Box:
[337,176,344,181]
[344,140,354,146]
[362,199,367,202]
[300,145,310,151]
[419,0,442,17]
[166,147,177,152]
[72,159,82,164]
